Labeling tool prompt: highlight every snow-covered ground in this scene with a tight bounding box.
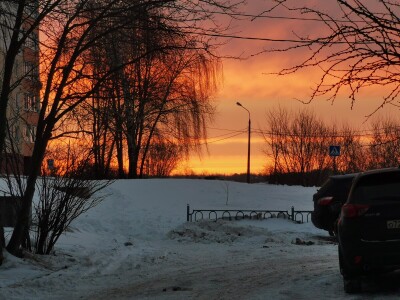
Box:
[1,179,400,299]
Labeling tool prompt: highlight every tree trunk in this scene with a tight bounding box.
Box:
[116,132,125,178]
[127,139,138,178]
[6,130,49,256]
[6,176,36,256]
[0,215,4,264]
[0,1,27,264]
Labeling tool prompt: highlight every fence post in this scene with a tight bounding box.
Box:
[187,204,190,222]
[291,206,295,221]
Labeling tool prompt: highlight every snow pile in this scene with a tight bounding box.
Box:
[168,219,270,243]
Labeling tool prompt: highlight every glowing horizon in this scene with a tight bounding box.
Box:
[184,58,400,174]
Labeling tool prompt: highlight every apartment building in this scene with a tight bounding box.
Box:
[1,2,40,174]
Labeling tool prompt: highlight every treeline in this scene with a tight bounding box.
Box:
[263,108,400,187]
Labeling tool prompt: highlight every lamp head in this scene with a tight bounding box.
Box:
[236,102,242,107]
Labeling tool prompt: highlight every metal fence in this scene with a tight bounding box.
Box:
[187,205,312,224]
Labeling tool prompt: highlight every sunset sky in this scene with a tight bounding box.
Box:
[183,1,400,175]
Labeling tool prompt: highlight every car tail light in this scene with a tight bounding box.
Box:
[317,197,333,206]
[341,203,370,218]
[354,256,362,265]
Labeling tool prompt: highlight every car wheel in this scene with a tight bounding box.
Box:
[328,230,334,237]
[343,278,361,294]
[339,247,362,293]
[338,246,346,275]
[338,246,354,277]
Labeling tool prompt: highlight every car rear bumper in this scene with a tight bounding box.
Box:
[362,239,400,269]
[340,238,400,273]
[311,209,336,231]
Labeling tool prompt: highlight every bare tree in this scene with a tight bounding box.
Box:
[0,1,59,158]
[73,1,226,179]
[263,107,366,185]
[147,137,183,177]
[7,0,175,256]
[0,0,64,264]
[263,107,330,185]
[262,106,289,183]
[4,0,244,256]
[335,124,366,173]
[368,117,400,169]
[33,167,111,255]
[264,1,400,113]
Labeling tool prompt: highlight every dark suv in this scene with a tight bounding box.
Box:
[311,173,356,236]
[337,167,400,293]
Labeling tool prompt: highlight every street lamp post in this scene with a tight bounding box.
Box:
[236,102,251,183]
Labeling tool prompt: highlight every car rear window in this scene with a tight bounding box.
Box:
[351,171,400,204]
[317,178,334,195]
[336,178,354,195]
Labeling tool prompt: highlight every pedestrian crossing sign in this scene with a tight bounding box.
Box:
[329,145,341,157]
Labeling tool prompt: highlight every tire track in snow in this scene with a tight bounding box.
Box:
[86,254,345,299]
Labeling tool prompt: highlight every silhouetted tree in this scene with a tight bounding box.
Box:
[263,108,364,185]
[264,108,328,185]
[4,0,244,257]
[75,1,225,178]
[368,117,400,169]
[266,1,400,113]
[0,0,64,263]
[7,0,178,256]
[147,137,183,177]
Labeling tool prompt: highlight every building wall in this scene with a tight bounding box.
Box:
[0,2,40,173]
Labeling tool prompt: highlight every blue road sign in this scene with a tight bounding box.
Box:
[329,145,341,157]
[47,159,54,170]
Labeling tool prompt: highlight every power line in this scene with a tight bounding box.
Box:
[184,31,340,44]
[179,8,369,23]
[206,127,246,134]
[206,125,400,140]
[200,131,244,145]
[194,125,400,151]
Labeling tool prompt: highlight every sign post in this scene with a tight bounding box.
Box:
[329,146,341,157]
[329,146,341,174]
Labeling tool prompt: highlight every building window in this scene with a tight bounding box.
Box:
[25,125,36,143]
[24,93,39,112]
[24,62,38,79]
[24,32,38,50]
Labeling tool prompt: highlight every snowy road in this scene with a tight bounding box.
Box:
[88,253,340,300]
[82,220,400,300]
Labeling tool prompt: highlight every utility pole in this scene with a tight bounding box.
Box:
[236,102,251,183]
